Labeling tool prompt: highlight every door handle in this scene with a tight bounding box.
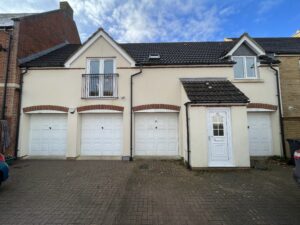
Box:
[49,127,52,130]
[155,126,158,129]
[101,126,104,130]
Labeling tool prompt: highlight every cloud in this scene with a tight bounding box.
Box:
[66,0,237,43]
[0,0,238,43]
[257,0,282,15]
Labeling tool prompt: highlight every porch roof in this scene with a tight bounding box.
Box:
[181,78,249,104]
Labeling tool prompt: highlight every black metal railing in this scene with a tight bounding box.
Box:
[82,74,118,98]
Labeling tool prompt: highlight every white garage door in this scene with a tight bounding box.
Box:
[29,114,67,156]
[248,112,273,156]
[81,114,122,156]
[135,113,178,156]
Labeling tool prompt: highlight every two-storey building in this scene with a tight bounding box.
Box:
[18,29,281,168]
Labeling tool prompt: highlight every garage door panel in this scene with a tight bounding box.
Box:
[248,113,273,156]
[135,113,178,156]
[29,114,67,156]
[81,114,122,156]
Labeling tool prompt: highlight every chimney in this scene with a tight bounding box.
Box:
[60,1,73,19]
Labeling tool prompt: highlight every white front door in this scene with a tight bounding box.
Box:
[248,112,273,156]
[207,109,233,167]
[29,114,67,156]
[135,113,178,156]
[81,114,122,156]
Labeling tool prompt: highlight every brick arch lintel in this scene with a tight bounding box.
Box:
[247,103,277,111]
[77,104,124,112]
[133,104,180,112]
[23,105,69,113]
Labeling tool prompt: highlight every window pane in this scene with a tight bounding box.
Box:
[233,57,245,79]
[89,76,99,96]
[104,60,114,74]
[103,75,114,96]
[89,60,100,74]
[246,57,256,78]
[213,129,218,136]
[219,129,224,136]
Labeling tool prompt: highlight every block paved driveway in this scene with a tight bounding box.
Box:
[0,160,299,225]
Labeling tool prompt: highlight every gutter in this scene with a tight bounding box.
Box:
[269,64,287,159]
[184,102,192,170]
[129,66,143,161]
[14,67,28,159]
[1,32,12,120]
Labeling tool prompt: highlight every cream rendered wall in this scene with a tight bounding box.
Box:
[188,106,250,168]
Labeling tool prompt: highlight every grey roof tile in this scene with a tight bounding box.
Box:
[181,78,249,104]
[21,44,81,67]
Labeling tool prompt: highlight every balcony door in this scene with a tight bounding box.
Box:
[87,58,115,97]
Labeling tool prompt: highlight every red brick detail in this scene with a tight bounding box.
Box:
[247,103,277,110]
[132,104,180,112]
[23,105,69,113]
[77,105,124,112]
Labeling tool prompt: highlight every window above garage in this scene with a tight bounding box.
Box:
[82,58,118,98]
[232,56,258,79]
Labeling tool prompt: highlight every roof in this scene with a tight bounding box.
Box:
[181,78,249,104]
[120,42,235,65]
[255,38,300,54]
[0,13,35,27]
[22,29,300,68]
[21,44,81,67]
[229,37,300,54]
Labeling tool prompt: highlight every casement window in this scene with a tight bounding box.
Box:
[232,56,258,79]
[82,58,118,98]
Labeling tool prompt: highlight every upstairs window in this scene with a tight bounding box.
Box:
[83,58,117,98]
[232,56,258,79]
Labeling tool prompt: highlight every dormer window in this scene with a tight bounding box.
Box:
[149,53,160,59]
[232,56,258,79]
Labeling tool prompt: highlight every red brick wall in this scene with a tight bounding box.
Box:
[0,31,10,83]
[17,9,80,59]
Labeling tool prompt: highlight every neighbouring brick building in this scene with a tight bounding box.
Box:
[0,1,80,157]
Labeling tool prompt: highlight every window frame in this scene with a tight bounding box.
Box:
[232,56,258,80]
[86,58,117,98]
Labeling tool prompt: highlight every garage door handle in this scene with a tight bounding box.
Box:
[155,126,157,129]
[101,126,104,130]
[49,127,52,130]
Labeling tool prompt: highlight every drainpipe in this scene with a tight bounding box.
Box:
[129,65,143,161]
[1,32,12,120]
[269,64,287,159]
[14,67,28,159]
[184,102,192,170]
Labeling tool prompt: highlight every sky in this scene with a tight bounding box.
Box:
[0,0,299,43]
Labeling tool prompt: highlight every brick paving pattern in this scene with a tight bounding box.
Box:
[0,160,299,225]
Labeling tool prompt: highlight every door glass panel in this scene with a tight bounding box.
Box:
[246,57,256,78]
[103,60,114,96]
[89,60,100,96]
[212,113,224,136]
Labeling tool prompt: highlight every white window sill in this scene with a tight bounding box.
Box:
[231,79,264,83]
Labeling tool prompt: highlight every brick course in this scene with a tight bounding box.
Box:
[77,104,124,112]
[23,105,69,113]
[247,103,278,110]
[132,104,180,112]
